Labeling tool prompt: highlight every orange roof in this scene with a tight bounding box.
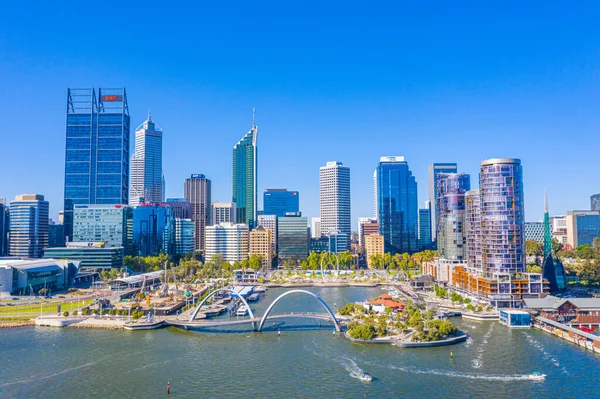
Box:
[366,299,405,309]
[378,294,393,300]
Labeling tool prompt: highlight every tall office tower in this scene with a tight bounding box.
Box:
[277,215,309,262]
[205,223,249,263]
[436,173,470,260]
[465,190,482,270]
[319,161,351,249]
[327,232,348,254]
[130,112,163,206]
[428,163,458,243]
[64,88,130,242]
[0,199,8,256]
[48,221,66,248]
[358,217,379,252]
[249,225,273,269]
[374,157,418,254]
[418,202,432,251]
[8,194,49,258]
[263,189,299,217]
[232,114,258,228]
[174,219,195,256]
[73,204,133,255]
[480,158,525,275]
[311,217,322,238]
[257,214,277,254]
[211,202,236,225]
[591,194,600,211]
[165,198,193,220]
[184,174,212,252]
[132,203,175,257]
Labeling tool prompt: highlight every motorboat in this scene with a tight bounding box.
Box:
[528,372,546,381]
[247,293,260,302]
[254,286,267,293]
[237,305,249,316]
[359,373,372,382]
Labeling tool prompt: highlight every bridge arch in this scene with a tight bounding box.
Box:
[257,290,341,332]
[189,288,255,324]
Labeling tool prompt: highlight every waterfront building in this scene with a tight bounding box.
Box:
[130,112,164,206]
[211,202,236,225]
[365,234,384,268]
[311,217,321,238]
[165,198,193,220]
[44,242,124,270]
[48,222,65,248]
[358,217,379,252]
[249,225,273,269]
[257,214,277,254]
[64,88,130,241]
[8,194,49,258]
[523,296,600,325]
[525,222,544,243]
[428,163,458,242]
[132,203,175,256]
[0,258,80,296]
[310,237,329,253]
[174,218,195,256]
[591,194,600,211]
[232,116,258,228]
[566,210,600,248]
[465,190,482,270]
[374,156,418,254]
[277,215,309,262]
[72,204,133,256]
[205,223,249,263]
[418,203,432,251]
[436,173,470,260]
[184,174,211,251]
[263,189,299,217]
[0,199,8,256]
[319,161,351,249]
[479,158,525,275]
[327,231,348,254]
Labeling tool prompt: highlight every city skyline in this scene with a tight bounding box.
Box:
[2,3,600,229]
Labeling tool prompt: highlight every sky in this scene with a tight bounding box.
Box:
[1,2,600,229]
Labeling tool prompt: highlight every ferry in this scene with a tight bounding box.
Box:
[237,305,249,316]
[247,293,260,302]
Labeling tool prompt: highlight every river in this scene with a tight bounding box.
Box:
[1,287,599,398]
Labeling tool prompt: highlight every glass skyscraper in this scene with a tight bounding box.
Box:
[436,173,470,260]
[418,203,432,251]
[591,194,600,211]
[277,216,309,262]
[263,189,299,217]
[130,112,164,206]
[132,203,175,257]
[184,174,211,251]
[232,118,258,228]
[73,204,133,256]
[428,163,458,243]
[64,88,130,241]
[374,157,418,254]
[8,194,49,258]
[0,200,8,256]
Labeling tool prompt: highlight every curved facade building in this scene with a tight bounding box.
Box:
[479,158,525,275]
[436,173,470,260]
[465,190,482,270]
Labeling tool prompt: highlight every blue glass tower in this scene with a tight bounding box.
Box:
[64,88,130,242]
[232,114,258,228]
[132,203,175,257]
[263,189,299,217]
[374,156,418,254]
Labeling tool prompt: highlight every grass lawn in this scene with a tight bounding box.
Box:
[0,299,94,317]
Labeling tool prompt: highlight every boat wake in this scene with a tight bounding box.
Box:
[471,322,493,369]
[385,364,544,382]
[522,332,566,373]
[343,357,373,383]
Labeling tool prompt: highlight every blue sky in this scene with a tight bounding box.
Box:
[1,2,599,228]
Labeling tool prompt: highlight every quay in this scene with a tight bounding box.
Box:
[535,316,600,355]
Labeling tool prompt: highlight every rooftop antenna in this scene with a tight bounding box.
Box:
[252,107,256,128]
[148,108,151,121]
[544,188,548,214]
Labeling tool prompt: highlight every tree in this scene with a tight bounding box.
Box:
[348,324,376,340]
[308,252,320,270]
[552,238,564,254]
[526,265,542,273]
[248,254,262,271]
[575,245,596,260]
[526,240,543,257]
[383,253,392,269]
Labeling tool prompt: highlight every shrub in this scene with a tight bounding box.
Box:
[73,310,78,316]
[108,309,117,315]
[349,324,376,340]
[466,304,476,311]
[476,306,483,312]
[63,311,69,317]
[486,306,493,312]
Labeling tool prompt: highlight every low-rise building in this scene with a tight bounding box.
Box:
[249,225,273,269]
[44,242,124,270]
[523,296,600,325]
[0,258,80,296]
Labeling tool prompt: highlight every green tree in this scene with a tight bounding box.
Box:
[349,324,376,340]
[526,239,543,257]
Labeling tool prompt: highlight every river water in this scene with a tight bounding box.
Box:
[1,287,599,398]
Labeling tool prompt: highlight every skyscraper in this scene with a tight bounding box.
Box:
[8,194,49,258]
[418,203,432,251]
[232,114,258,228]
[591,194,600,211]
[436,173,470,260]
[130,112,163,206]
[465,190,482,270]
[263,189,299,217]
[375,157,418,254]
[132,203,175,257]
[428,163,458,242]
[211,202,236,225]
[165,198,193,220]
[0,199,8,256]
[310,217,321,239]
[64,88,130,242]
[479,158,525,275]
[277,215,309,262]
[73,204,133,255]
[205,223,249,263]
[319,161,351,249]
[184,174,211,252]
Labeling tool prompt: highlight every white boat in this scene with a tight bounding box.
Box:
[247,293,260,302]
[359,373,372,382]
[528,372,546,381]
[254,286,267,293]
[237,305,249,316]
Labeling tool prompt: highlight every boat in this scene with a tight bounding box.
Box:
[124,315,165,331]
[254,286,267,293]
[237,305,249,316]
[247,293,260,302]
[200,304,228,318]
[528,372,546,381]
[358,373,372,382]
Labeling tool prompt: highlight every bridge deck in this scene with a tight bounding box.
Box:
[168,313,336,329]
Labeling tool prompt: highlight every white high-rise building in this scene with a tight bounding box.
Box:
[205,223,249,263]
[319,161,351,249]
[130,112,163,206]
[211,202,236,225]
[311,217,322,238]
